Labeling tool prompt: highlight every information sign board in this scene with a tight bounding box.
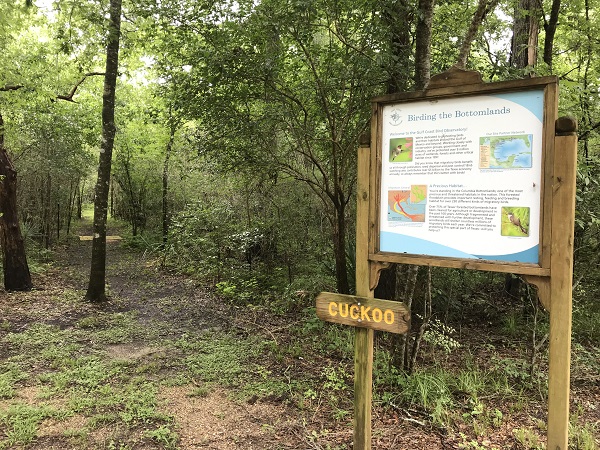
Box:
[371,78,557,273]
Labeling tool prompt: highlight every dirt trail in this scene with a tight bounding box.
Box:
[51,221,310,449]
[38,220,447,449]
[5,220,595,449]
[0,220,323,449]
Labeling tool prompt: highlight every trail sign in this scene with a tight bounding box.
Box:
[316,292,409,334]
[369,72,558,277]
[313,67,576,450]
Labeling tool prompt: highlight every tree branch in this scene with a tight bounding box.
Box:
[579,120,600,141]
[456,0,500,69]
[57,72,105,102]
[0,85,24,92]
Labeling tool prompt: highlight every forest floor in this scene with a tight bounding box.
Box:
[0,218,599,449]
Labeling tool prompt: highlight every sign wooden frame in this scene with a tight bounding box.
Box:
[348,68,576,450]
[368,73,558,277]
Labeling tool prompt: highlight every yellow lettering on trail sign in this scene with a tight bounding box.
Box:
[316,292,410,334]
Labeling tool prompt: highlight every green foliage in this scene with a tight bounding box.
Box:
[4,323,82,367]
[573,297,600,344]
[569,419,599,450]
[298,311,354,360]
[322,365,350,393]
[174,332,264,385]
[39,357,118,393]
[76,312,148,344]
[144,425,179,449]
[513,426,544,449]
[0,364,27,399]
[0,403,59,449]
[3,2,600,448]
[571,343,600,383]
[423,318,461,354]
[215,278,260,303]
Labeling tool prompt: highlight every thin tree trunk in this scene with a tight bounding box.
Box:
[397,264,419,371]
[382,0,412,94]
[456,0,501,69]
[543,0,561,68]
[414,0,435,90]
[0,113,32,291]
[409,266,432,373]
[86,0,122,302]
[581,0,593,164]
[162,123,175,245]
[44,173,51,249]
[67,180,76,235]
[333,199,349,294]
[56,202,60,242]
[77,179,84,219]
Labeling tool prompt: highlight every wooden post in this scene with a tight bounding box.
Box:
[547,117,577,449]
[354,139,374,450]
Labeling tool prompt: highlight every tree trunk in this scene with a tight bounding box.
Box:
[86,0,122,302]
[456,0,501,69]
[162,122,176,244]
[77,179,84,219]
[381,1,412,94]
[397,264,419,371]
[414,0,435,90]
[333,198,349,294]
[510,0,541,69]
[542,0,561,68]
[0,113,32,291]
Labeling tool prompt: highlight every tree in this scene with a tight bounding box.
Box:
[147,0,390,294]
[542,0,562,68]
[86,0,122,302]
[0,110,32,291]
[381,0,413,93]
[0,1,103,291]
[510,0,541,70]
[456,0,501,70]
[414,0,435,89]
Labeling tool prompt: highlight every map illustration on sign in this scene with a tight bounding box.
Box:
[387,185,427,222]
[479,134,533,169]
[389,137,413,162]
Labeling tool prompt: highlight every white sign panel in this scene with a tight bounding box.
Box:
[380,90,544,264]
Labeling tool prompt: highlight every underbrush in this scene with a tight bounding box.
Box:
[2,216,598,449]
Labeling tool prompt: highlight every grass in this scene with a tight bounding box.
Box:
[0,315,172,448]
[174,332,266,387]
[0,403,59,449]
[2,217,599,449]
[76,311,149,344]
[2,300,598,450]
[0,364,27,399]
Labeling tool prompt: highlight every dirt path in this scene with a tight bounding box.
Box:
[52,222,314,449]
[34,221,448,449]
[3,220,597,449]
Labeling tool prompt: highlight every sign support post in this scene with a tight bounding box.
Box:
[547,118,577,449]
[354,138,374,450]
[526,117,577,449]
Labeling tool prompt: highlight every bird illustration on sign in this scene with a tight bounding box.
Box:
[389,137,413,162]
[501,207,530,237]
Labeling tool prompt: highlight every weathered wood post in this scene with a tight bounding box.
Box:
[354,135,374,449]
[547,116,577,449]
